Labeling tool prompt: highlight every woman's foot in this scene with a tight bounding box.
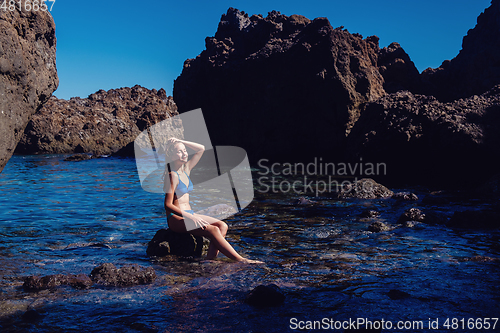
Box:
[239,258,264,264]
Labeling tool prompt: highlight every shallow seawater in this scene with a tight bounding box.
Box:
[0,155,499,332]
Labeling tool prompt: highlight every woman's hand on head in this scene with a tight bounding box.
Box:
[168,137,181,145]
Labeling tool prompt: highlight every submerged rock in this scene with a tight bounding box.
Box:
[22,309,43,323]
[337,178,393,199]
[89,263,156,287]
[387,289,411,300]
[0,7,58,172]
[245,284,285,307]
[146,228,206,258]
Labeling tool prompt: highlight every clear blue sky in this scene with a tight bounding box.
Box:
[50,0,492,100]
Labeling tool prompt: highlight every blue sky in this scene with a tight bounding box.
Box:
[50,0,492,100]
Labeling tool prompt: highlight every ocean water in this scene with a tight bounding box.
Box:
[0,155,499,332]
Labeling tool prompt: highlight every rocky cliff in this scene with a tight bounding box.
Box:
[173,8,389,162]
[421,0,500,101]
[348,85,500,187]
[16,85,180,155]
[0,6,58,172]
[173,3,500,187]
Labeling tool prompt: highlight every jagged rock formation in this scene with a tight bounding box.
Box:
[421,0,500,101]
[348,86,500,186]
[16,85,180,155]
[174,8,388,162]
[174,3,500,187]
[378,42,421,94]
[0,6,58,172]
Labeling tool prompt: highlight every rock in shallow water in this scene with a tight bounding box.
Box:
[368,221,392,232]
[337,178,393,199]
[359,209,380,218]
[89,263,156,287]
[245,284,285,307]
[23,273,93,291]
[392,192,418,201]
[146,228,207,258]
[397,208,425,223]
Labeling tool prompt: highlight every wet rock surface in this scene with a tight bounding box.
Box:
[0,7,58,172]
[392,192,418,201]
[337,178,394,199]
[368,221,392,232]
[359,209,380,218]
[397,208,425,224]
[23,273,93,291]
[63,153,97,161]
[146,228,207,258]
[16,85,179,155]
[89,263,156,287]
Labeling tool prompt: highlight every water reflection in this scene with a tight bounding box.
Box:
[0,155,499,332]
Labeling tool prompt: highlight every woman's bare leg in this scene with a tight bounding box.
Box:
[196,216,228,259]
[190,225,244,261]
[169,214,262,263]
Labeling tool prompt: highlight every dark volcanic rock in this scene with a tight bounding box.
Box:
[174,8,386,163]
[378,42,421,94]
[245,284,285,307]
[16,85,180,155]
[0,7,58,172]
[368,221,392,232]
[22,309,42,322]
[475,173,500,197]
[146,228,206,258]
[448,209,500,229]
[89,263,156,287]
[397,208,425,224]
[63,153,95,161]
[337,178,393,199]
[387,289,411,300]
[421,0,500,101]
[392,192,418,201]
[348,87,500,187]
[23,273,93,291]
[359,209,380,218]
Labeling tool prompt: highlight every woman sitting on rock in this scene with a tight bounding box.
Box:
[163,138,262,263]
